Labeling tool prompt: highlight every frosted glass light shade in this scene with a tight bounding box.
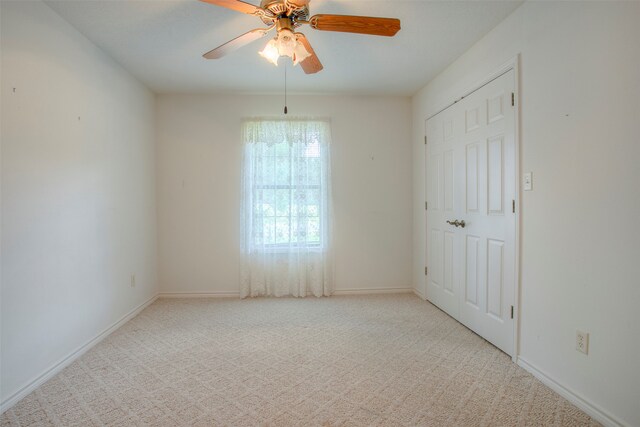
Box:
[259,39,280,66]
[292,41,311,66]
[259,30,311,67]
[276,29,296,58]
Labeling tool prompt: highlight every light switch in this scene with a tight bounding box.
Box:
[524,172,533,191]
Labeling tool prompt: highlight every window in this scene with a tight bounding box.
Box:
[241,119,331,252]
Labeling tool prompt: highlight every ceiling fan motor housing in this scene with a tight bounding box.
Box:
[259,0,309,26]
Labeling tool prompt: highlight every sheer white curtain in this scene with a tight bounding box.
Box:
[240,119,333,298]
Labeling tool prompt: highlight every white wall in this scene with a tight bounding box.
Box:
[412,2,640,426]
[157,94,412,295]
[1,1,157,406]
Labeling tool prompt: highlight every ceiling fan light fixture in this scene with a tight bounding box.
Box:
[259,30,310,67]
[292,39,311,66]
[276,28,296,57]
[259,39,280,65]
[201,0,402,74]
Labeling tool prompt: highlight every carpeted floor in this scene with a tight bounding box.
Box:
[2,294,599,426]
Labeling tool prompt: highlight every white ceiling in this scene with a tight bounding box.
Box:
[45,0,523,96]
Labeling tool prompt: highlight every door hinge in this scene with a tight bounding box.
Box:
[425,267,428,276]
[424,135,427,145]
[510,305,514,319]
[511,92,515,107]
[512,199,515,213]
[425,201,428,210]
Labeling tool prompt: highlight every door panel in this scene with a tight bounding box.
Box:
[443,231,455,294]
[465,143,480,213]
[444,150,454,212]
[443,119,454,142]
[487,238,505,319]
[433,153,442,211]
[430,228,442,288]
[465,107,480,133]
[488,136,504,215]
[465,235,480,307]
[488,93,505,123]
[426,69,516,355]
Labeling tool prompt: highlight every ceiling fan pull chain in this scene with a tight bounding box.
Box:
[284,62,288,115]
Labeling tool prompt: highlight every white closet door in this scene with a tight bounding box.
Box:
[426,70,516,355]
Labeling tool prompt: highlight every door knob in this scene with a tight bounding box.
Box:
[446,219,466,228]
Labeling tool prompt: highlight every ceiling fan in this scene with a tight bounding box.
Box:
[200,0,401,74]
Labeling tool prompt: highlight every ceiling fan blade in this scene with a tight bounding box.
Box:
[296,34,323,74]
[309,14,400,37]
[203,28,270,59]
[199,0,262,15]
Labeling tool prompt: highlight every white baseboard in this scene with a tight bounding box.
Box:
[0,294,158,414]
[332,287,413,296]
[413,287,426,300]
[517,357,627,427]
[158,291,240,298]
[160,289,414,298]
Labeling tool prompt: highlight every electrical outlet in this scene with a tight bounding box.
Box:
[130,274,136,288]
[576,330,589,355]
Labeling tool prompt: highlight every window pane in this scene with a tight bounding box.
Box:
[275,156,290,184]
[259,156,275,186]
[293,160,308,183]
[262,143,277,157]
[252,215,264,245]
[257,189,275,217]
[263,218,276,245]
[307,203,319,217]
[307,158,321,184]
[291,195,306,216]
[290,221,300,243]
[307,217,320,243]
[304,142,320,158]
[293,189,309,215]
[306,188,320,207]
[275,189,291,217]
[275,217,290,244]
[274,142,289,156]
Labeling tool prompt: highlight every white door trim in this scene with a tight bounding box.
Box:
[424,54,521,361]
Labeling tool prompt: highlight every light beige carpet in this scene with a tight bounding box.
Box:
[2,294,599,426]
